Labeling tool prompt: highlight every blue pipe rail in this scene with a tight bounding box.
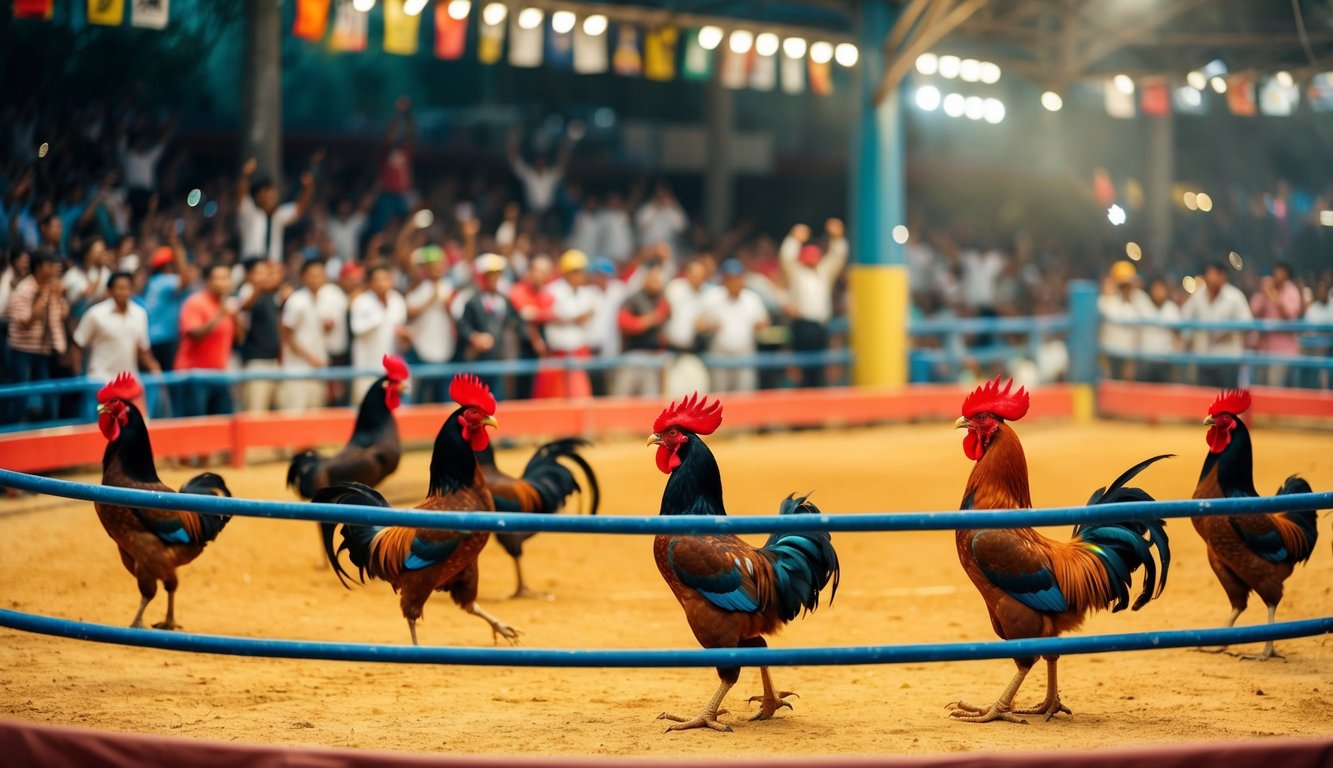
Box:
[1103,350,1333,370]
[0,609,1326,667]
[909,315,1070,335]
[1,469,1326,536]
[1117,318,1333,333]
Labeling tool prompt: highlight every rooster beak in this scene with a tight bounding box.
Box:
[954,417,969,430]
[647,433,661,447]
[96,404,107,415]
[483,415,499,430]
[1203,415,1214,426]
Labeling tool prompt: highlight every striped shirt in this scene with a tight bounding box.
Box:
[6,275,68,355]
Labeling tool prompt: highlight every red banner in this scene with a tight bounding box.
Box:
[13,0,53,19]
[434,1,467,60]
[292,0,330,41]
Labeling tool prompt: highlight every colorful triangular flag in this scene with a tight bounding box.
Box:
[131,0,168,29]
[434,0,467,60]
[1307,72,1333,112]
[87,0,124,26]
[1139,77,1169,117]
[383,0,420,56]
[750,48,776,91]
[643,26,678,81]
[546,17,574,69]
[14,0,53,19]
[680,29,713,82]
[573,21,608,73]
[293,0,330,42]
[329,0,368,52]
[1172,86,1205,115]
[720,46,750,89]
[780,50,805,94]
[1225,74,1256,116]
[509,9,542,67]
[611,23,642,76]
[1259,76,1299,116]
[478,10,505,64]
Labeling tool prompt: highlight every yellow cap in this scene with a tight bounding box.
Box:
[559,249,589,274]
[1110,260,1137,283]
[476,252,507,274]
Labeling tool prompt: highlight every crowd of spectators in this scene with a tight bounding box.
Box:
[2,94,1330,427]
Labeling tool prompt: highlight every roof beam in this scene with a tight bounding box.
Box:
[875,0,995,105]
[1069,0,1216,74]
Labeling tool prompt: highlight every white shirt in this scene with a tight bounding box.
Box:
[1098,289,1150,355]
[702,286,768,355]
[636,200,687,251]
[1140,298,1182,356]
[568,210,601,258]
[962,249,1007,308]
[281,288,328,372]
[545,278,602,352]
[663,277,709,350]
[597,208,635,264]
[73,299,150,380]
[1182,283,1253,355]
[122,142,166,191]
[238,196,299,262]
[591,279,629,356]
[316,283,349,356]
[779,235,848,323]
[405,277,455,363]
[510,160,562,213]
[349,290,406,371]
[325,212,366,264]
[63,264,111,306]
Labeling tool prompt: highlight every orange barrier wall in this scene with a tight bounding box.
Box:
[1098,381,1333,422]
[2,719,1331,768]
[0,385,1073,475]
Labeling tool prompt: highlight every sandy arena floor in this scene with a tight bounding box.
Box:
[1,419,1330,759]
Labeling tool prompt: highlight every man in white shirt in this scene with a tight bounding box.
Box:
[1138,276,1182,384]
[73,271,159,416]
[507,132,573,225]
[599,192,636,266]
[780,218,848,388]
[324,195,371,266]
[539,250,601,398]
[278,260,331,412]
[701,261,770,393]
[349,263,408,403]
[1097,260,1149,381]
[63,237,112,317]
[236,157,316,263]
[636,182,687,257]
[1182,262,1253,388]
[404,245,454,404]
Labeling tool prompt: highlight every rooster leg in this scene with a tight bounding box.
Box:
[152,585,182,631]
[747,667,798,721]
[129,595,152,629]
[466,602,521,645]
[1238,605,1285,661]
[1012,658,1072,720]
[658,679,735,733]
[510,557,554,601]
[947,665,1030,724]
[1194,608,1242,654]
[408,620,419,646]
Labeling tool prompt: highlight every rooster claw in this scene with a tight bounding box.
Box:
[511,587,555,602]
[1014,700,1071,721]
[152,621,183,631]
[947,701,1027,724]
[490,625,522,646]
[657,712,732,733]
[746,691,797,721]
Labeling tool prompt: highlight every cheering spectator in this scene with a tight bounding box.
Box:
[508,254,555,399]
[780,218,847,388]
[1302,277,1331,390]
[458,253,540,399]
[278,259,331,412]
[237,259,284,412]
[1249,262,1303,387]
[1182,262,1253,389]
[120,116,174,225]
[404,245,454,404]
[507,127,575,226]
[1097,260,1149,381]
[325,191,374,269]
[142,237,192,416]
[700,260,770,393]
[72,271,159,407]
[613,264,670,397]
[63,236,112,318]
[536,250,599,399]
[349,263,408,403]
[636,181,687,257]
[176,263,237,417]
[587,257,628,394]
[1138,276,1182,384]
[377,97,417,224]
[237,155,317,263]
[600,192,636,266]
[5,251,69,422]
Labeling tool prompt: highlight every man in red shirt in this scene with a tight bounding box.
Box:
[175,263,237,416]
[507,254,554,399]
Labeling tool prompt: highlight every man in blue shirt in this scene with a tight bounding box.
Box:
[141,238,193,417]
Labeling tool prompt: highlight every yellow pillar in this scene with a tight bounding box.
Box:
[849,264,909,387]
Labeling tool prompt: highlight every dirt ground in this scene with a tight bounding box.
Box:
[1,419,1330,759]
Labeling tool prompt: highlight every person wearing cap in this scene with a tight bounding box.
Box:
[140,230,193,416]
[458,252,541,399]
[1098,259,1151,381]
[780,218,847,388]
[1183,261,1252,388]
[699,260,770,393]
[349,262,409,403]
[4,250,69,423]
[535,249,600,399]
[404,245,454,404]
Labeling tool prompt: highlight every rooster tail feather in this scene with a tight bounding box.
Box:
[1073,455,1173,612]
[1275,475,1319,566]
[1085,453,1175,506]
[762,493,840,622]
[312,482,389,588]
[287,450,322,498]
[519,438,600,515]
[179,472,232,543]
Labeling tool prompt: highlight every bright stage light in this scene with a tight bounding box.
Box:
[551,10,576,34]
[698,26,724,51]
[1041,91,1063,111]
[1186,70,1206,90]
[979,61,1001,84]
[755,32,779,57]
[1125,242,1142,261]
[835,43,858,67]
[983,98,1005,124]
[729,29,754,55]
[783,37,807,58]
[964,96,984,120]
[915,85,941,111]
[1183,191,1197,210]
[1114,74,1135,95]
[517,7,543,30]
[1211,76,1227,93]
[447,0,471,20]
[942,92,965,117]
[1107,204,1127,226]
[1196,192,1213,212]
[959,58,980,82]
[892,225,909,244]
[916,53,938,75]
[582,14,607,36]
[403,0,427,16]
[938,55,960,79]
[810,41,834,64]
[481,2,506,25]
[352,0,375,12]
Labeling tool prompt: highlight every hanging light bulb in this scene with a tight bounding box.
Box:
[582,14,607,36]
[729,29,754,55]
[447,0,471,20]
[481,2,506,26]
[698,26,724,51]
[810,41,834,64]
[755,32,779,57]
[517,7,544,30]
[551,10,576,34]
[782,37,807,59]
[834,43,858,67]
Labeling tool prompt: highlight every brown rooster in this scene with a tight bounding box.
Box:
[475,438,600,599]
[950,377,1171,723]
[93,372,233,630]
[1191,389,1319,660]
[319,373,519,645]
[287,354,409,499]
[648,394,839,732]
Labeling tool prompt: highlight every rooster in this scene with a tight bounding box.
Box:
[476,437,601,598]
[319,373,519,646]
[1191,389,1319,660]
[648,393,839,733]
[93,372,233,630]
[287,354,409,499]
[950,377,1171,724]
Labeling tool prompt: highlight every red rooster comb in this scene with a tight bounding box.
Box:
[961,376,1030,421]
[382,354,410,383]
[654,392,723,436]
[97,371,143,404]
[449,373,496,415]
[1208,388,1251,417]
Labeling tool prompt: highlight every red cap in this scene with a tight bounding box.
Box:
[150,247,175,270]
[799,245,822,267]
[340,262,365,280]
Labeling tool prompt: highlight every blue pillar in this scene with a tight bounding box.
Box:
[848,2,908,387]
[1067,280,1099,421]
